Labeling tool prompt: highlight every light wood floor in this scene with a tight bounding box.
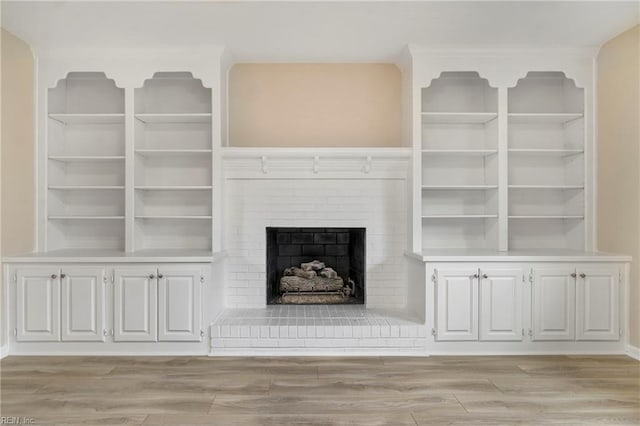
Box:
[1,355,639,425]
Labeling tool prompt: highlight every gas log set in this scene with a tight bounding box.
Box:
[280,260,355,304]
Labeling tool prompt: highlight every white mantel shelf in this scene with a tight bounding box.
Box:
[405,249,632,263]
[221,147,412,158]
[2,249,226,264]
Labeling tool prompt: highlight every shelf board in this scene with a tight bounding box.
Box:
[49,113,125,124]
[421,149,497,156]
[135,215,212,220]
[48,156,125,162]
[508,149,584,157]
[135,149,212,157]
[134,186,212,191]
[135,113,212,124]
[48,216,125,220]
[422,185,498,190]
[509,185,584,190]
[508,113,583,124]
[422,214,498,219]
[421,112,497,124]
[509,215,584,220]
[49,186,125,190]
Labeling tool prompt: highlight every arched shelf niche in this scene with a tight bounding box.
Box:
[419,71,499,251]
[46,72,126,252]
[133,71,213,252]
[507,71,586,251]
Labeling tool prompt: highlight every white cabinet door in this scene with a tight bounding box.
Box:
[61,267,106,342]
[479,268,523,341]
[532,267,575,341]
[576,266,620,341]
[158,267,202,341]
[435,268,479,341]
[113,268,157,342]
[16,268,60,341]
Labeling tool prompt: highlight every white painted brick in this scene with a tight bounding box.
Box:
[279,326,289,338]
[260,326,269,338]
[269,326,279,338]
[250,326,260,338]
[390,325,400,338]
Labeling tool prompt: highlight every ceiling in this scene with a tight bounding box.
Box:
[2,1,638,62]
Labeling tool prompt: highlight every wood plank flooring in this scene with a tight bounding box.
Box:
[1,355,639,425]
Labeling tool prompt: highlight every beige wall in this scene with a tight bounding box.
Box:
[1,29,36,349]
[228,63,402,147]
[597,25,640,348]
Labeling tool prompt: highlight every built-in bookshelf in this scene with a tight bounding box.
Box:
[508,72,585,249]
[421,72,499,249]
[45,71,213,252]
[47,73,125,250]
[134,72,213,251]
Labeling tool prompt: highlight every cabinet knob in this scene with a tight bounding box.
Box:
[472,274,479,279]
[579,273,586,279]
[60,273,66,279]
[482,274,488,279]
[570,272,577,278]
[51,274,57,279]
[158,273,164,279]
[149,274,155,279]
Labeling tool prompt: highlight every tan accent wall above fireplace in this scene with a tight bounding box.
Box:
[228,63,402,147]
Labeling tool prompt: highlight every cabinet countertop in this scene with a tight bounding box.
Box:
[405,249,632,263]
[2,249,226,264]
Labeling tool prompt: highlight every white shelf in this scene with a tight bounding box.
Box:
[509,185,584,190]
[135,215,212,220]
[49,113,125,124]
[48,156,125,162]
[134,186,212,191]
[422,185,498,190]
[421,112,497,124]
[508,113,583,124]
[135,113,212,124]
[49,186,125,190]
[508,149,583,157]
[422,215,498,219]
[509,215,584,220]
[135,149,212,157]
[48,216,125,220]
[421,149,497,156]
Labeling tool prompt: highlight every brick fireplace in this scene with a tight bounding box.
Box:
[266,227,366,305]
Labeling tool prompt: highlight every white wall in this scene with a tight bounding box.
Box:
[597,25,640,348]
[223,176,408,309]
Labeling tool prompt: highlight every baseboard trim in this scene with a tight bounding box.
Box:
[0,345,8,359]
[209,348,429,357]
[625,344,640,360]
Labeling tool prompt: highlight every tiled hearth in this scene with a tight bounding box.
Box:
[210,306,426,355]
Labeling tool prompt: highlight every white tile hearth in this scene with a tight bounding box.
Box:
[210,305,427,355]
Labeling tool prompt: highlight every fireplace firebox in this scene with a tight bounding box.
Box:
[266,227,365,305]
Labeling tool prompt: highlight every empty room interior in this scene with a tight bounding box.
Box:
[1,0,639,424]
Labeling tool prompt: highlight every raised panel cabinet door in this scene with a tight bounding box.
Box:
[158,267,202,341]
[435,268,479,341]
[16,268,61,341]
[113,268,157,342]
[576,266,620,341]
[479,268,523,341]
[61,267,106,342]
[532,267,576,341]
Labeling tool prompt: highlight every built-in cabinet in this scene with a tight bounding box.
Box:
[435,266,523,342]
[532,265,620,341]
[12,264,205,344]
[430,261,623,347]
